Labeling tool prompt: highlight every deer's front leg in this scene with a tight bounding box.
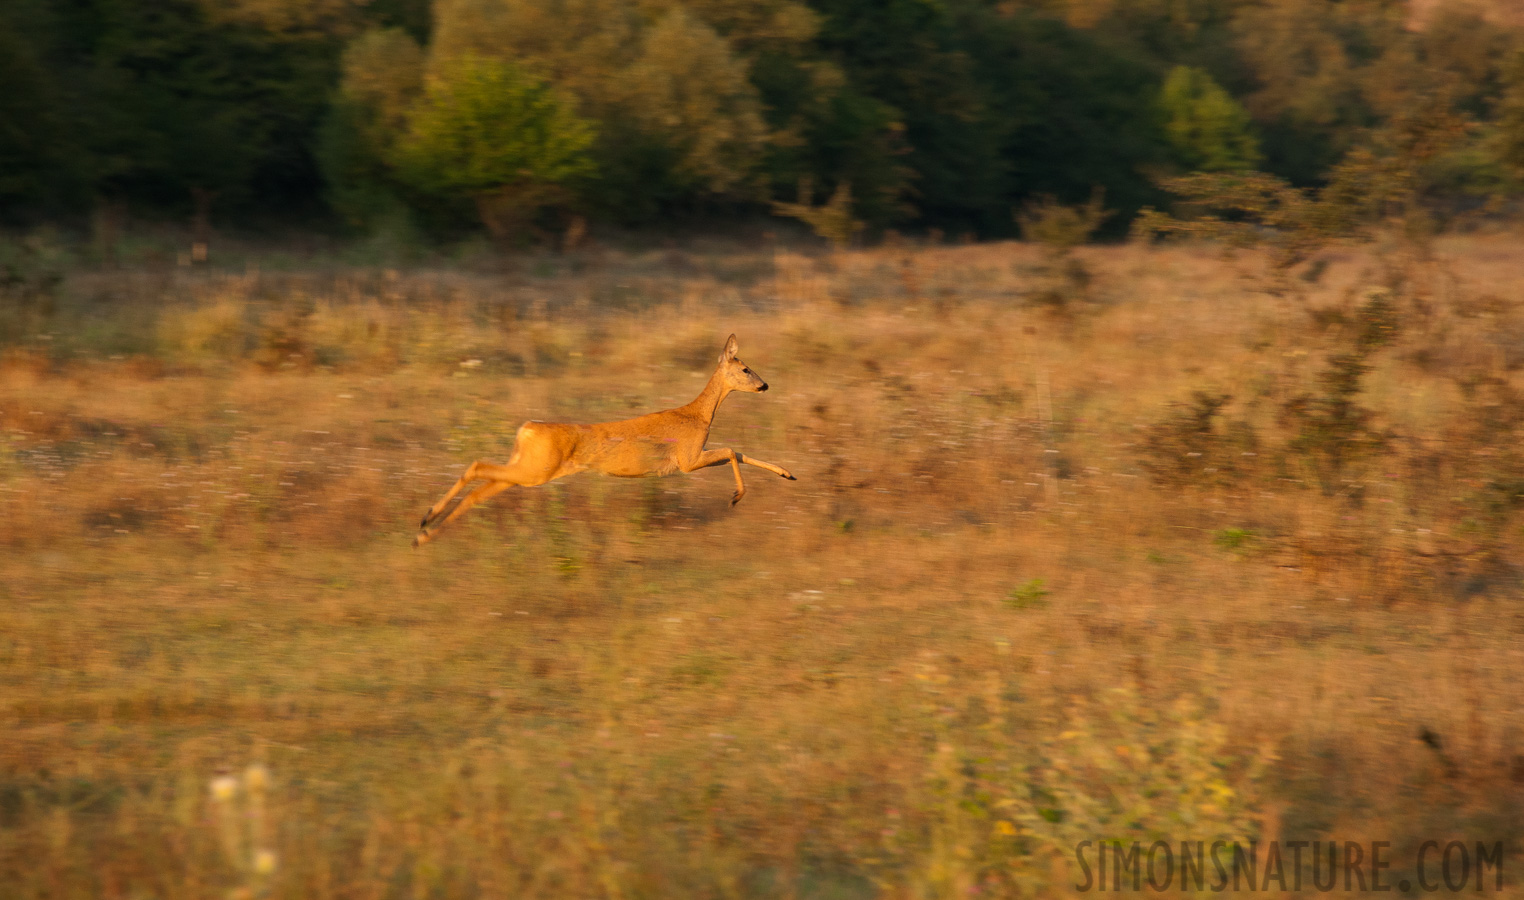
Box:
[737,453,795,481]
[681,448,748,505]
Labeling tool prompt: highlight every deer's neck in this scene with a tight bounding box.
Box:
[685,368,731,426]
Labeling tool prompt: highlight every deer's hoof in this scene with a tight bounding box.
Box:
[781,471,796,480]
[730,491,745,506]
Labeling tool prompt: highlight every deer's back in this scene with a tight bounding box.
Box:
[517,409,705,478]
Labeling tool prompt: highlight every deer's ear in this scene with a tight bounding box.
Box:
[720,334,739,362]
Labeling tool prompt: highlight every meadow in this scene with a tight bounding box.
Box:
[2,231,1523,898]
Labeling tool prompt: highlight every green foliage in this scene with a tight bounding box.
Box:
[1282,352,1388,494]
[1139,391,1256,487]
[753,57,913,229]
[1138,288,1400,497]
[1018,689,1266,846]
[319,28,426,228]
[619,7,768,197]
[1131,171,1349,271]
[0,16,79,215]
[771,178,864,248]
[0,232,67,305]
[1352,287,1401,352]
[391,54,597,238]
[0,231,69,344]
[1212,527,1255,553]
[1017,189,1112,309]
[809,0,1003,231]
[334,29,426,156]
[1228,0,1377,182]
[1135,84,1477,275]
[878,685,1267,896]
[807,0,1171,234]
[0,0,1522,239]
[1283,289,1401,494]
[0,0,348,226]
[1017,190,1111,249]
[430,0,769,222]
[97,2,342,212]
[1004,578,1050,610]
[1160,65,1260,172]
[1495,50,1524,182]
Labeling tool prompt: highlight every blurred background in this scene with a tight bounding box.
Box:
[1,0,1522,253]
[5,2,1524,899]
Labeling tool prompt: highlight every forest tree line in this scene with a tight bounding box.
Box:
[2,0,1523,243]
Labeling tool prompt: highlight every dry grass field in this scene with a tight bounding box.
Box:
[3,232,1524,898]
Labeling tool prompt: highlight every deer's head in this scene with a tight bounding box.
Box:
[718,334,768,392]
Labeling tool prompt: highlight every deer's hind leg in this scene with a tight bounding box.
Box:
[419,460,522,530]
[413,479,515,547]
[415,424,572,546]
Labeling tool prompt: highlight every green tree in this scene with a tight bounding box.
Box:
[802,0,1174,236]
[1160,65,1260,172]
[956,5,1171,235]
[391,54,597,241]
[619,7,766,198]
[9,0,351,233]
[318,28,426,227]
[754,63,911,229]
[1228,0,1397,184]
[1495,50,1524,182]
[810,0,1002,231]
[0,8,82,217]
[431,0,772,222]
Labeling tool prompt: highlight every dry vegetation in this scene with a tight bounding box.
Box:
[3,232,1524,898]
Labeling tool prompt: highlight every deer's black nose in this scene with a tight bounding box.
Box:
[759,382,769,391]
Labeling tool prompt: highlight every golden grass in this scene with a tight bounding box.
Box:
[2,234,1523,897]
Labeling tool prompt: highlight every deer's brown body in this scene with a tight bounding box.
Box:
[414,335,794,546]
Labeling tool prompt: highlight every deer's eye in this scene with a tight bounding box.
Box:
[742,368,751,374]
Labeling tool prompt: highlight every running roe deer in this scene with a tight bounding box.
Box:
[414,335,795,546]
